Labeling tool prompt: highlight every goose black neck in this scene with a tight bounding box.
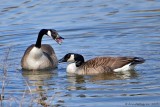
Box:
[75,54,85,67]
[35,29,48,48]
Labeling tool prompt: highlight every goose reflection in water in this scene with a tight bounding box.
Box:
[22,69,57,106]
[66,70,138,91]
[89,70,138,81]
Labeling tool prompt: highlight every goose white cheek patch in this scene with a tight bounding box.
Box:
[67,54,75,62]
[47,30,52,37]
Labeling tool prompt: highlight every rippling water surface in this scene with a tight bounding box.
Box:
[0,0,160,107]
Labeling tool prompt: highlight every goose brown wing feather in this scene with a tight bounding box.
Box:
[41,44,56,55]
[41,44,58,67]
[79,57,135,72]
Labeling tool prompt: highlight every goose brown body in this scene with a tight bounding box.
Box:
[59,53,145,75]
[76,57,139,75]
[21,44,58,70]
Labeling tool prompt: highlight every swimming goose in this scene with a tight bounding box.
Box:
[21,29,64,70]
[59,53,145,75]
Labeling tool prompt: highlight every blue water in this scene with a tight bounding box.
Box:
[0,0,160,107]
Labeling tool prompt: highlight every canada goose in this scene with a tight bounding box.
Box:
[59,53,145,75]
[21,29,64,70]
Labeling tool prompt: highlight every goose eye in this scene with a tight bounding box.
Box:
[66,54,71,59]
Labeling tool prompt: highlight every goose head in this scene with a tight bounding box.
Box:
[35,29,64,48]
[59,53,84,67]
[45,29,64,44]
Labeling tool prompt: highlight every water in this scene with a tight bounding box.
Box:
[0,0,160,107]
